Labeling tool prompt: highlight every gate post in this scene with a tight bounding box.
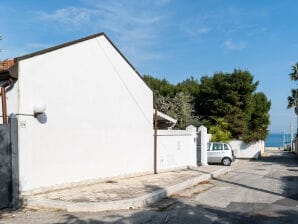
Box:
[9,114,19,207]
[198,125,208,166]
[186,125,198,167]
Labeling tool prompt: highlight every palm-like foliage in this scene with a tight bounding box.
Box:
[287,89,298,109]
[289,63,298,81]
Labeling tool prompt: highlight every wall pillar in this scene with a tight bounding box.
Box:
[186,125,198,167]
[198,125,208,166]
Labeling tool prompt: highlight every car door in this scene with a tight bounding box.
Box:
[207,142,218,163]
[211,143,223,163]
[207,143,212,162]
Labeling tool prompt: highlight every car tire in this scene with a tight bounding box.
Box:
[222,157,232,166]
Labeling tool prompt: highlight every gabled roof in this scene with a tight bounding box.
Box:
[12,32,151,90]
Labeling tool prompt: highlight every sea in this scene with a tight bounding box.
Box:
[265,133,291,147]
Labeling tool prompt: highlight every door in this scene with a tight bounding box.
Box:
[0,124,12,209]
[196,131,201,164]
[208,142,223,163]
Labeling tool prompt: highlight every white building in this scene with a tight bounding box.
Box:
[0,33,154,192]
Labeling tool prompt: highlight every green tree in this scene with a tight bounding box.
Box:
[287,62,298,130]
[170,92,200,129]
[176,76,200,96]
[144,71,270,142]
[176,76,200,114]
[289,62,298,81]
[143,75,176,97]
[144,75,200,129]
[243,93,271,142]
[287,62,298,111]
[197,70,259,139]
[209,117,232,142]
[287,63,298,139]
[287,89,298,109]
[155,92,200,129]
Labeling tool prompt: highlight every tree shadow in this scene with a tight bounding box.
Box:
[49,198,298,224]
[258,150,297,167]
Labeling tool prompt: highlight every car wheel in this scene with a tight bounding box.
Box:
[222,157,232,166]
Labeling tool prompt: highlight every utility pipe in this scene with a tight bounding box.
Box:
[154,106,158,174]
[1,79,13,124]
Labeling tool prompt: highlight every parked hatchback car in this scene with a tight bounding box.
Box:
[207,142,234,166]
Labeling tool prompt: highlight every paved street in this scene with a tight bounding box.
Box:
[0,148,297,223]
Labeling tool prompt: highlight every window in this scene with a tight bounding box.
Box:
[224,144,229,150]
[212,143,223,151]
[207,143,211,151]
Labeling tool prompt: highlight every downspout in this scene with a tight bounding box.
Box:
[154,106,157,174]
[1,78,13,124]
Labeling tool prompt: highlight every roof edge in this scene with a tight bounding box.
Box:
[14,32,105,62]
[13,32,152,91]
[156,110,177,124]
[102,34,152,92]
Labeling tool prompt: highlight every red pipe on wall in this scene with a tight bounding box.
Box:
[1,79,13,124]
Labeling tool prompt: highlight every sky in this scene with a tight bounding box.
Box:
[0,0,297,134]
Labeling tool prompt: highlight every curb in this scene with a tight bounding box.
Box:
[26,167,232,212]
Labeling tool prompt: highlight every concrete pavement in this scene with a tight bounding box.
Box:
[1,148,297,223]
[24,165,231,212]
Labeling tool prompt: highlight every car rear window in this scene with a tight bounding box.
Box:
[224,144,229,150]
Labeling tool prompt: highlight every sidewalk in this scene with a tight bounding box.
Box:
[25,165,232,212]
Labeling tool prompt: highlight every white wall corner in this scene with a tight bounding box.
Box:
[198,125,208,166]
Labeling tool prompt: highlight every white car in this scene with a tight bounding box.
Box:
[207,142,234,166]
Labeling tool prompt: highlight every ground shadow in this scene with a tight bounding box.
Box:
[48,198,298,224]
[1,150,297,223]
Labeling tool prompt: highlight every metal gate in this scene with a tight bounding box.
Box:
[196,130,201,165]
[0,124,12,209]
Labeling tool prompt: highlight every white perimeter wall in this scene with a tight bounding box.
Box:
[157,129,197,170]
[17,35,153,191]
[229,140,264,159]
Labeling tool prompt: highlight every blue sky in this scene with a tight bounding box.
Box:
[1,0,297,133]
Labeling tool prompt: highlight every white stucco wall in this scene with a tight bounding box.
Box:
[229,140,264,159]
[17,35,153,191]
[157,129,197,170]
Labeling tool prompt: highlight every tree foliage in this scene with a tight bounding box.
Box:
[289,63,298,81]
[242,93,271,142]
[143,75,176,97]
[197,70,261,141]
[209,117,232,142]
[287,89,298,109]
[287,63,298,116]
[144,75,200,129]
[143,70,270,142]
[154,92,200,129]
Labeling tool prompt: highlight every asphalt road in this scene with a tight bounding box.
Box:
[1,149,297,224]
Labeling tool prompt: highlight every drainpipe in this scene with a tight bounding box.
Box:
[154,106,158,174]
[1,79,13,124]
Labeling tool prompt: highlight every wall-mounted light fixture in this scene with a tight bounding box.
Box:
[33,104,46,118]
